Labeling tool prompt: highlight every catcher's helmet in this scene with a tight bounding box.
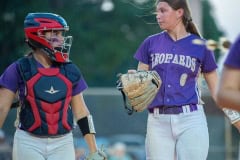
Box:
[24,13,72,63]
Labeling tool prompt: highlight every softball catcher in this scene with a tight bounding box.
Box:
[0,13,107,160]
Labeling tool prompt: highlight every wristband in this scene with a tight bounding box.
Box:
[77,115,96,136]
[223,108,240,124]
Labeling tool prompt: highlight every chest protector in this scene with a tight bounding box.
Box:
[17,57,81,136]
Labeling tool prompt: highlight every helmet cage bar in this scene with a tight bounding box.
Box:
[53,36,73,62]
[37,28,73,62]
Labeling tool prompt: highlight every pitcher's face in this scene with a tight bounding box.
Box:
[155,2,183,31]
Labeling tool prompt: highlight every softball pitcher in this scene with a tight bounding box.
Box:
[133,0,218,159]
[0,13,106,160]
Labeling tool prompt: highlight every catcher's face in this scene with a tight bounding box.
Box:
[43,30,64,48]
[155,2,183,31]
[39,29,72,62]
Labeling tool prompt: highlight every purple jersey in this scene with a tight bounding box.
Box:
[224,35,240,68]
[134,31,217,109]
[0,60,88,102]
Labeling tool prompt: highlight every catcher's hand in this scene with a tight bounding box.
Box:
[117,70,161,114]
[86,148,107,160]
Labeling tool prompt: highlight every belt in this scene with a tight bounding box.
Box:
[148,104,199,114]
[19,128,69,138]
[28,132,69,138]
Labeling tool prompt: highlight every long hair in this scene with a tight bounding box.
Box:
[156,0,201,37]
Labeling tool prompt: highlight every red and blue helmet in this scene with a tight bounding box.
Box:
[24,13,72,63]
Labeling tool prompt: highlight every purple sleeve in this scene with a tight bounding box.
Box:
[0,62,20,93]
[134,38,150,64]
[72,76,88,96]
[224,35,240,68]
[201,48,217,73]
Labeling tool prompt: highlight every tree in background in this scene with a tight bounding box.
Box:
[202,0,224,40]
[0,0,224,86]
[202,0,224,60]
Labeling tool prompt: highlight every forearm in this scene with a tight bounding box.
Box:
[203,70,218,102]
[84,134,98,153]
[0,88,15,128]
[84,133,107,159]
[216,67,240,110]
[0,106,10,128]
[217,90,240,110]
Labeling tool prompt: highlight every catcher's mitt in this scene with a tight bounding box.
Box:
[117,70,161,115]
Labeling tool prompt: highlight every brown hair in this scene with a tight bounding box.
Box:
[156,0,201,37]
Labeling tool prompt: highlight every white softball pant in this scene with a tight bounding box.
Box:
[12,129,75,160]
[145,105,209,160]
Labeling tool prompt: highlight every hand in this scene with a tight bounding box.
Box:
[127,69,136,73]
[86,148,107,160]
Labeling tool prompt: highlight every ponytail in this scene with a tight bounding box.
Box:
[186,20,201,37]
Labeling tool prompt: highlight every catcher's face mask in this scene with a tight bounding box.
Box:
[24,12,73,63]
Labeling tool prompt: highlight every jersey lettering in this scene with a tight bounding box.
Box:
[151,53,196,72]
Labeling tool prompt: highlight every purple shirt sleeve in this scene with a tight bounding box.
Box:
[224,35,240,68]
[134,38,150,64]
[201,48,217,73]
[72,76,88,96]
[0,62,20,93]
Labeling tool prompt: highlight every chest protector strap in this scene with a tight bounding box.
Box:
[17,57,81,136]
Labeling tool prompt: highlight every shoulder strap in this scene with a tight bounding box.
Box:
[17,56,38,82]
[18,57,81,84]
[59,62,81,85]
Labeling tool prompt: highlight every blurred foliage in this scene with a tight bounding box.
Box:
[202,0,224,40]
[0,0,223,86]
[202,0,224,59]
